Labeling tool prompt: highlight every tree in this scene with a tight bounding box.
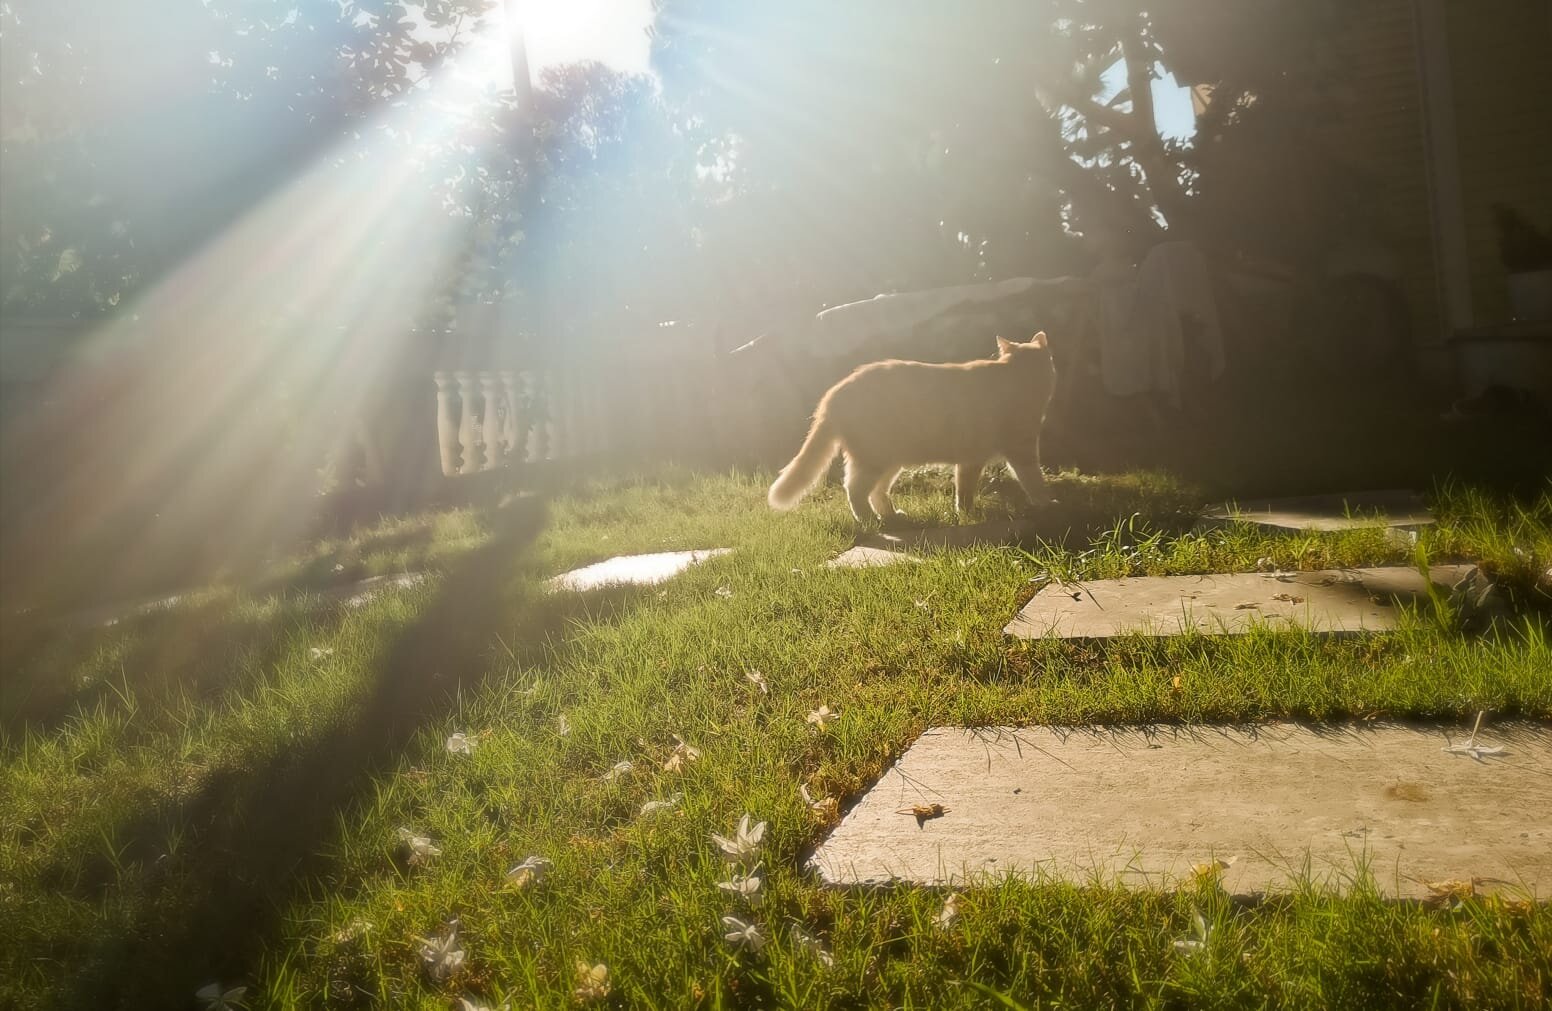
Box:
[0,1,499,319]
[648,0,1364,294]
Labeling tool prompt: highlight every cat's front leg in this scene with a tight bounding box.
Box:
[869,467,907,527]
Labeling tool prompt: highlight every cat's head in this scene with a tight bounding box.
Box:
[995,331,1053,370]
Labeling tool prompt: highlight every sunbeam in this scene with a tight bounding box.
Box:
[1,32,516,608]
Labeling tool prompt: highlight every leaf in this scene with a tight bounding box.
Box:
[896,803,950,824]
[50,247,82,281]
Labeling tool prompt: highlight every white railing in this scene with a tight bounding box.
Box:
[432,368,611,476]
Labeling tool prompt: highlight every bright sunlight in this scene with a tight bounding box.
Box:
[2,2,1550,1009]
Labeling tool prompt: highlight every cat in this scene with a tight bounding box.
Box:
[768,332,1057,523]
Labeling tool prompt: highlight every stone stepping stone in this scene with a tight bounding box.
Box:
[545,549,731,592]
[810,723,1551,900]
[1005,564,1476,639]
[827,546,922,569]
[65,570,436,627]
[333,572,427,608]
[70,592,190,629]
[1202,488,1433,533]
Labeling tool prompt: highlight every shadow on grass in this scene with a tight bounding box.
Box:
[854,471,1202,556]
[44,492,563,1009]
[0,596,318,736]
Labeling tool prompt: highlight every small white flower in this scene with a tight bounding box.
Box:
[557,714,572,737]
[419,922,465,981]
[396,827,442,865]
[573,961,610,1002]
[743,669,769,695]
[935,893,961,928]
[308,646,334,660]
[1442,711,1507,762]
[640,793,684,817]
[600,760,633,782]
[446,731,477,755]
[710,813,766,864]
[1172,908,1212,955]
[333,562,346,572]
[805,705,838,731]
[1444,741,1506,760]
[791,924,835,966]
[714,585,734,598]
[800,783,840,820]
[663,734,701,772]
[505,854,552,888]
[721,915,766,951]
[195,983,247,1011]
[717,866,763,904]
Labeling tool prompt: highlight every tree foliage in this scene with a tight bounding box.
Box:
[650,0,1363,288]
[3,1,1371,332]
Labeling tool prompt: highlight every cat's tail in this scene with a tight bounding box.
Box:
[768,414,838,510]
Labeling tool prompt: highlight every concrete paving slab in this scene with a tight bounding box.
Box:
[1005,565,1477,639]
[1203,489,1433,532]
[71,592,190,629]
[827,546,922,569]
[545,549,731,592]
[336,572,428,608]
[810,723,1552,899]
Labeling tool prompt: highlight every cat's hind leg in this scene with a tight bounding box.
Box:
[1004,450,1052,507]
[868,467,905,526]
[954,460,987,514]
[843,455,882,523]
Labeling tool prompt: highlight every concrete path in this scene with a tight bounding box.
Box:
[810,723,1551,899]
[545,549,731,592]
[1202,489,1433,533]
[1005,565,1477,639]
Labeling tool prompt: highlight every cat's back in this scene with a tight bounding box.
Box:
[819,356,1018,458]
[830,356,993,398]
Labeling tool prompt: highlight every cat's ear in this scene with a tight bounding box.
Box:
[996,336,1014,357]
[1029,331,1048,349]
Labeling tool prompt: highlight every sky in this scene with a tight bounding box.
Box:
[514,3,1196,142]
[1099,59,1199,143]
[518,0,654,75]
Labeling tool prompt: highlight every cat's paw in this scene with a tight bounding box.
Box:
[879,509,910,530]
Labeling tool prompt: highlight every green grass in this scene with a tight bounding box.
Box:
[1,468,1549,1009]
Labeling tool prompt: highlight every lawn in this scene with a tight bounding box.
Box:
[2,468,1550,1009]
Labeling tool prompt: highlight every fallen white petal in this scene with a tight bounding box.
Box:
[640,793,684,817]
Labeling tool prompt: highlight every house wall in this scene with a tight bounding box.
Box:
[1333,0,1442,349]
[1445,0,1552,325]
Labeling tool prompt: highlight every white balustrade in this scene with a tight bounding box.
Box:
[479,372,504,470]
[433,371,461,476]
[433,364,626,476]
[500,370,521,459]
[454,371,481,474]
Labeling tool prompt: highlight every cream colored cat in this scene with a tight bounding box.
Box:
[769,332,1057,522]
